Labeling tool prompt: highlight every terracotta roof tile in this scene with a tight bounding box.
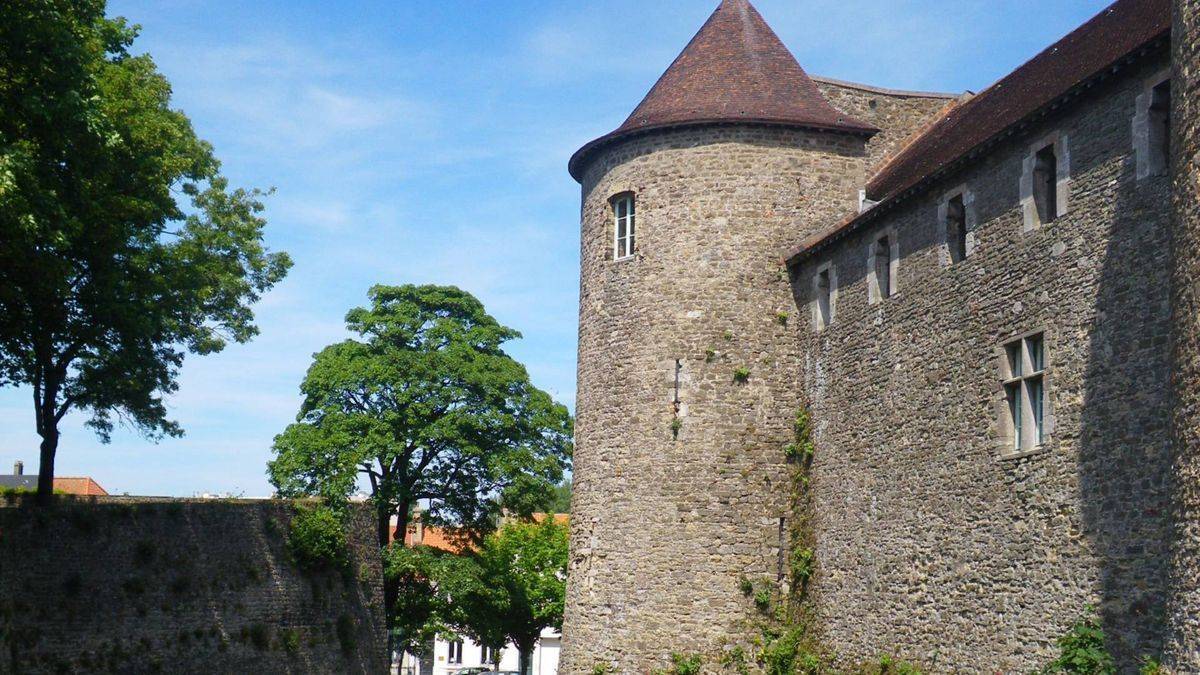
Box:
[569,0,876,181]
[53,477,108,496]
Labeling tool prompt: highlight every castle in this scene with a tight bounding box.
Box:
[562,0,1200,671]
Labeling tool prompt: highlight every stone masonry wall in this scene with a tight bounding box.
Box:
[791,52,1173,672]
[0,498,387,674]
[814,77,960,176]
[562,124,868,674]
[1167,0,1200,669]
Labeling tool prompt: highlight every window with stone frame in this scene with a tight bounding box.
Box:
[1002,332,1047,454]
[945,193,968,264]
[1032,144,1059,225]
[1021,133,1069,231]
[867,229,898,303]
[812,264,835,330]
[1137,77,1172,179]
[612,193,636,260]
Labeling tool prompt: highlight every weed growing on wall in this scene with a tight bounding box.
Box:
[288,504,351,574]
[1040,609,1115,674]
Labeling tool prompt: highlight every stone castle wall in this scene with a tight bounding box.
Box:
[1167,0,1200,669]
[791,51,1173,671]
[562,124,867,673]
[0,498,387,674]
[563,75,964,675]
[814,78,960,173]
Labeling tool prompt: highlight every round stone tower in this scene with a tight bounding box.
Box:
[560,1,876,670]
[1167,0,1200,668]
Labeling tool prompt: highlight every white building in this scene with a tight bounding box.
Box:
[399,628,560,675]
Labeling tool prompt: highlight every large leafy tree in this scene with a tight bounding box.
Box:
[437,518,570,675]
[268,284,573,621]
[0,0,291,503]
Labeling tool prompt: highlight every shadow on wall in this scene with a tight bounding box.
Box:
[0,497,387,674]
[1077,147,1174,668]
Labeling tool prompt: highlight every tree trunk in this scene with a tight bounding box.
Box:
[35,422,58,506]
[517,638,535,675]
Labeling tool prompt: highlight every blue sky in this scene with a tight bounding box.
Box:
[0,0,1112,496]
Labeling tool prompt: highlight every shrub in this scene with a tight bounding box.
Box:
[739,576,754,596]
[670,653,702,675]
[791,548,815,586]
[671,418,683,436]
[1042,609,1115,674]
[775,312,789,326]
[759,626,822,675]
[281,628,301,654]
[753,588,772,612]
[733,367,751,383]
[288,505,350,573]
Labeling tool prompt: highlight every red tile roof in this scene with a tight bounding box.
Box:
[569,0,876,181]
[53,477,108,496]
[392,514,568,554]
[788,0,1170,264]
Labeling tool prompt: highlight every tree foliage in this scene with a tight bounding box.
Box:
[0,0,291,501]
[390,518,569,675]
[268,284,573,548]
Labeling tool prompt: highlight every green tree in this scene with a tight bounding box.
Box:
[268,284,573,623]
[439,518,569,675]
[549,479,571,514]
[0,0,291,504]
[383,544,451,663]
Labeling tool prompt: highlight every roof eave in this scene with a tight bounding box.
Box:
[568,117,880,183]
[786,29,1170,268]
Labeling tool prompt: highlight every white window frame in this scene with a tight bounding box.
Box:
[612,193,636,261]
[1020,131,1071,232]
[448,640,464,664]
[998,331,1053,458]
[867,227,899,304]
[811,262,837,331]
[938,185,976,266]
[1133,70,1172,180]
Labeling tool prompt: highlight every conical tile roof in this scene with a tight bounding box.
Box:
[569,0,876,180]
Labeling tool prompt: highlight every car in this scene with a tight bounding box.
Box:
[453,669,492,675]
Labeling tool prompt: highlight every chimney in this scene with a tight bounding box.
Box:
[13,461,22,476]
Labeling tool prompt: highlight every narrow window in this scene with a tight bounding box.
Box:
[869,232,896,302]
[814,267,833,330]
[482,645,501,664]
[946,194,968,264]
[613,194,636,260]
[1003,333,1048,453]
[1149,79,1171,174]
[448,641,464,664]
[1033,144,1058,225]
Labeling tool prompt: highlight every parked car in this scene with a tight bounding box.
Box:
[453,669,492,675]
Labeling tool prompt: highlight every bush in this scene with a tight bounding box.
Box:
[1042,609,1115,674]
[670,653,702,675]
[288,505,350,573]
[733,367,751,383]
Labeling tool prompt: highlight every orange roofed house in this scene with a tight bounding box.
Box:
[0,461,108,496]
